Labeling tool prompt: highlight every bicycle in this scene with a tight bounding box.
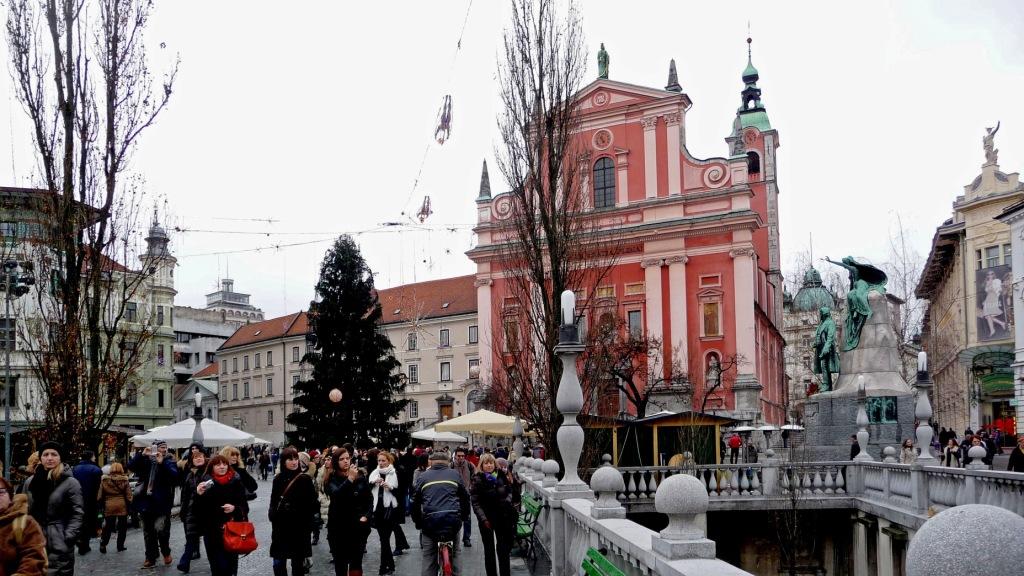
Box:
[436,539,454,576]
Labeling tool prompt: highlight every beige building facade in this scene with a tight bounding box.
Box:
[918,131,1023,436]
[216,312,311,445]
[376,275,481,429]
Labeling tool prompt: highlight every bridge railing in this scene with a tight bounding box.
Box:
[610,459,1024,527]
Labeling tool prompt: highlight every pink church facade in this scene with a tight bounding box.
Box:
[469,50,786,425]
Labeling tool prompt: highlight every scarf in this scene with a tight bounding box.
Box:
[213,467,235,486]
[28,466,58,524]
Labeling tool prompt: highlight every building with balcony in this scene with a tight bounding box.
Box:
[376,275,480,430]
[205,278,264,321]
[917,129,1023,436]
[215,311,310,445]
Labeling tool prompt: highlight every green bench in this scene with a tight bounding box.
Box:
[515,492,544,570]
[581,547,626,576]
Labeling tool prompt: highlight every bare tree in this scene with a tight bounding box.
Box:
[883,214,926,380]
[6,0,177,449]
[489,0,620,459]
[582,316,690,420]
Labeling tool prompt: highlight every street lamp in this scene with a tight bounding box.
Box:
[2,260,34,481]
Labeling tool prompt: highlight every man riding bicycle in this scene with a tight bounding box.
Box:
[411,451,470,576]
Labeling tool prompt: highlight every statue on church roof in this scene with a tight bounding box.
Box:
[597,43,609,79]
[825,256,888,351]
[813,306,839,392]
[984,121,1000,164]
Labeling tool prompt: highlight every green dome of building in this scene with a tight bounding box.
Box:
[791,267,836,313]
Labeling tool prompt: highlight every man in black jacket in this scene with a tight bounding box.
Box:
[1007,434,1024,473]
[72,450,103,555]
[411,451,470,576]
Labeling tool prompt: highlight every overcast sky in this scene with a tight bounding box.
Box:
[2,1,1022,318]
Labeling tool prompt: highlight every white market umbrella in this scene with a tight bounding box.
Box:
[250,437,272,446]
[434,409,520,436]
[411,428,468,443]
[130,417,254,449]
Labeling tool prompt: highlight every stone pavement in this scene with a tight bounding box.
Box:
[74,473,542,575]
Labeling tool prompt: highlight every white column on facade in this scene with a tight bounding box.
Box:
[876,519,894,576]
[665,112,682,195]
[666,255,688,366]
[615,150,629,207]
[641,116,659,199]
[475,278,493,388]
[731,247,757,374]
[852,516,869,576]
[642,258,664,344]
[1010,218,1024,434]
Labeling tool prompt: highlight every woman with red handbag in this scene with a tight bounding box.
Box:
[195,455,250,576]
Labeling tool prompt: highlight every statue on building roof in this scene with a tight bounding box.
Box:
[984,121,1000,165]
[813,306,840,392]
[597,43,609,79]
[825,256,888,351]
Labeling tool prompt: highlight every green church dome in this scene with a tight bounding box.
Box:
[791,267,836,312]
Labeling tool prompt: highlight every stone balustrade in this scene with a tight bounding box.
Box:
[601,459,1024,530]
[517,456,752,576]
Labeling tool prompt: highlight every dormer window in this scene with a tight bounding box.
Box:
[593,157,615,208]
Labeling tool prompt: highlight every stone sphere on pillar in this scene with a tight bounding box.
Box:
[655,473,709,517]
[906,504,1024,576]
[328,388,342,403]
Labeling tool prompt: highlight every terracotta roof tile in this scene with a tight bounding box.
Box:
[220,311,309,350]
[376,275,477,325]
[192,363,219,378]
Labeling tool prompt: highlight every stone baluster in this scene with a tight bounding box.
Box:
[519,456,533,478]
[637,471,649,498]
[511,416,525,464]
[651,474,717,560]
[553,290,589,495]
[802,471,813,495]
[854,376,874,462]
[834,467,846,494]
[813,470,824,494]
[913,351,937,463]
[627,471,638,499]
[648,470,659,494]
[542,459,560,488]
[883,446,897,463]
[750,469,762,495]
[730,469,740,496]
[740,470,751,495]
[706,471,719,496]
[590,455,626,519]
[781,468,791,494]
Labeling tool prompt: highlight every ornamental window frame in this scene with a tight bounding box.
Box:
[698,288,724,338]
[593,156,616,209]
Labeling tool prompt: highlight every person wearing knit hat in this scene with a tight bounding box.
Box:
[25,440,84,576]
[128,438,179,568]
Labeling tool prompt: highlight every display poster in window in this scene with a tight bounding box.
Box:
[976,264,1013,342]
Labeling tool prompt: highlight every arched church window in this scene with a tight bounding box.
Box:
[593,157,615,208]
[746,151,760,175]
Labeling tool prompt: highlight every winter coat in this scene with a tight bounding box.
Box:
[268,468,316,559]
[470,470,518,530]
[98,474,132,517]
[325,473,372,545]
[128,452,179,514]
[194,472,248,538]
[24,465,83,576]
[179,469,206,537]
[411,463,470,539]
[899,447,918,465]
[0,494,48,576]
[451,460,476,490]
[1007,446,1024,473]
[368,466,399,511]
[231,465,258,500]
[71,460,102,513]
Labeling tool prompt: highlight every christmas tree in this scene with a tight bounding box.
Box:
[287,236,409,448]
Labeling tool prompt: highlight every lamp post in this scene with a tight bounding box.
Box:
[191,392,205,446]
[2,260,34,481]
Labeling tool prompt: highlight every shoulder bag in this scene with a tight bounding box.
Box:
[223,520,258,555]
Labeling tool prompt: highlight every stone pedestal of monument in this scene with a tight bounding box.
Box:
[802,292,915,461]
